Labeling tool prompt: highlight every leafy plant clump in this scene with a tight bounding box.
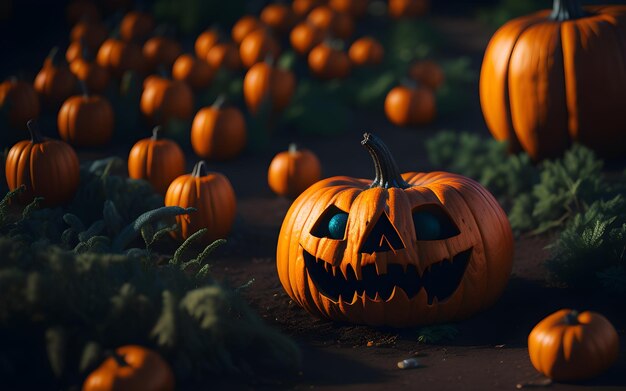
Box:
[0,158,301,388]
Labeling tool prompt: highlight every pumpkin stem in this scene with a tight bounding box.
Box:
[564,310,580,325]
[157,64,169,79]
[192,161,209,177]
[79,80,90,98]
[362,133,410,189]
[47,46,61,67]
[151,125,162,140]
[401,77,418,90]
[550,0,586,21]
[27,119,45,144]
[212,95,226,109]
[108,350,130,368]
[288,143,298,154]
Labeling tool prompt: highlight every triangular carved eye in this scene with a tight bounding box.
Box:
[412,204,460,241]
[360,212,405,254]
[311,205,349,240]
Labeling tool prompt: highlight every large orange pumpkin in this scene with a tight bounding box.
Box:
[128,126,186,195]
[191,96,247,161]
[384,83,435,127]
[96,38,145,77]
[165,161,237,244]
[57,85,114,147]
[34,47,78,103]
[5,120,80,206]
[528,309,619,381]
[479,0,626,160]
[243,61,296,114]
[276,133,513,327]
[82,345,174,391]
[268,144,322,198]
[0,78,40,130]
[140,75,194,123]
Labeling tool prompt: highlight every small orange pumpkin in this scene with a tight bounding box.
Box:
[388,0,429,18]
[140,75,194,123]
[82,345,175,391]
[348,36,384,66]
[57,83,114,147]
[172,54,214,90]
[97,38,145,77]
[165,161,237,244]
[70,20,108,52]
[205,42,242,71]
[290,22,324,56]
[120,11,155,43]
[239,29,281,69]
[243,60,296,114]
[308,41,351,79]
[408,60,444,90]
[128,126,186,195]
[142,35,183,72]
[195,28,220,59]
[231,15,263,45]
[69,47,110,93]
[384,83,435,126]
[260,3,295,33]
[292,0,326,18]
[66,40,87,63]
[0,78,40,130]
[307,6,354,40]
[268,143,322,198]
[528,309,620,381]
[329,0,368,18]
[34,47,78,103]
[191,96,247,161]
[5,120,80,206]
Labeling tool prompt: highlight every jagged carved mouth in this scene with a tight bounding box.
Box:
[303,248,472,304]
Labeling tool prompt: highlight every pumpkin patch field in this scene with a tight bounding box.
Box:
[1,0,626,390]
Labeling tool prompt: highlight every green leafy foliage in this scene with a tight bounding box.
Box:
[477,0,548,29]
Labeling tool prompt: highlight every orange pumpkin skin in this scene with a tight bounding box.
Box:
[58,94,114,147]
[172,54,214,90]
[165,161,237,244]
[140,75,194,123]
[70,58,110,93]
[5,121,80,207]
[191,101,247,161]
[70,21,108,52]
[261,3,295,33]
[276,133,514,327]
[0,79,40,129]
[384,85,435,126]
[239,29,281,69]
[231,15,263,45]
[479,3,626,160]
[194,28,220,59]
[142,37,183,72]
[293,0,326,18]
[97,39,145,77]
[329,0,368,18]
[243,62,296,114]
[307,6,354,39]
[66,40,86,63]
[205,43,242,71]
[120,11,155,43]
[409,60,444,90]
[268,144,321,198]
[128,127,186,195]
[82,345,174,391]
[290,22,324,55]
[528,309,619,381]
[34,49,78,103]
[308,43,351,79]
[348,36,384,66]
[388,0,429,18]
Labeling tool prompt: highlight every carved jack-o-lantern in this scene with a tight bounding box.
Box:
[276,133,514,327]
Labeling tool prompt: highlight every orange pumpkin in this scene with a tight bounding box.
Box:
[290,22,324,55]
[268,143,322,198]
[128,126,186,195]
[307,6,354,40]
[0,78,40,130]
[34,47,78,103]
[66,40,87,63]
[66,0,100,25]
[69,47,110,93]
[191,96,247,160]
[140,75,194,123]
[239,29,281,69]
[479,0,626,160]
[308,41,351,79]
[142,36,183,72]
[348,36,384,66]
[5,120,80,206]
[329,0,368,18]
[260,3,295,33]
[120,11,155,43]
[293,0,326,18]
[205,42,242,71]
[388,0,429,18]
[243,61,296,114]
[172,54,214,90]
[528,309,619,381]
[97,38,145,77]
[231,15,263,45]
[194,28,220,59]
[57,84,114,147]
[384,84,435,126]
[70,20,108,52]
[165,161,237,244]
[82,345,174,391]
[408,60,444,90]
[276,133,514,327]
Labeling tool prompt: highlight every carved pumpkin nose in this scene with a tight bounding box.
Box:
[360,212,405,254]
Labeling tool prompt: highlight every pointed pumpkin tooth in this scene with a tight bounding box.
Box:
[388,285,409,303]
[332,265,338,277]
[340,262,349,280]
[354,262,362,280]
[350,291,359,304]
[430,296,439,306]
[374,292,382,302]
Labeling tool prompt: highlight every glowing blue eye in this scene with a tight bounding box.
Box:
[413,211,441,240]
[328,213,348,240]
